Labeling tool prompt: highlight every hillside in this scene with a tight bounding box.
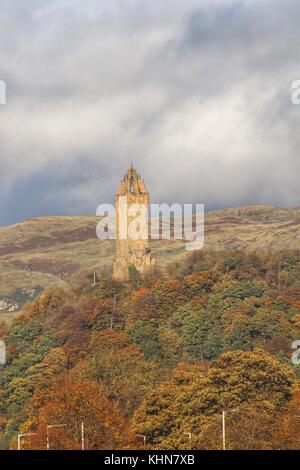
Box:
[1,205,300,318]
[1,246,300,449]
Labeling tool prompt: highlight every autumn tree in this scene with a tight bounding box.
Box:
[134,350,295,449]
[14,379,137,450]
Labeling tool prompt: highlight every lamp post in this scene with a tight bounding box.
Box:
[222,409,239,451]
[17,433,36,451]
[46,424,67,450]
[81,421,85,451]
[183,432,192,450]
[137,434,147,449]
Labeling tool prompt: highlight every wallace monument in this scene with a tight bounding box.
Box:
[113,165,155,280]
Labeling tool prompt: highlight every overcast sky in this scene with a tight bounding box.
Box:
[0,0,300,226]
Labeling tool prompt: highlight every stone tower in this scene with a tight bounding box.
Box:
[113,164,155,280]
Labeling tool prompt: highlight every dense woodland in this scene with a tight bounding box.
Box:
[1,249,300,450]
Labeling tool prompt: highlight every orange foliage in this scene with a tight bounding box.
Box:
[183,271,215,298]
[22,379,137,450]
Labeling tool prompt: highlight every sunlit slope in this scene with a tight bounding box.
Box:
[0,205,300,310]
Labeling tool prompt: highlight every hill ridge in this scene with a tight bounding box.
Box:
[1,204,300,317]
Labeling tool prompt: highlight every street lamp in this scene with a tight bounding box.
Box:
[17,433,36,451]
[137,434,147,449]
[46,424,68,450]
[183,432,192,450]
[222,409,239,451]
[81,421,85,451]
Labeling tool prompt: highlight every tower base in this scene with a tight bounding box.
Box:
[113,249,155,281]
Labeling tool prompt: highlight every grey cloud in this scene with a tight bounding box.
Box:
[0,0,300,226]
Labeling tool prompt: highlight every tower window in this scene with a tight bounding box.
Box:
[130,176,134,193]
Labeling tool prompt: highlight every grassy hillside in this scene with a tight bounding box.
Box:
[1,205,300,319]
